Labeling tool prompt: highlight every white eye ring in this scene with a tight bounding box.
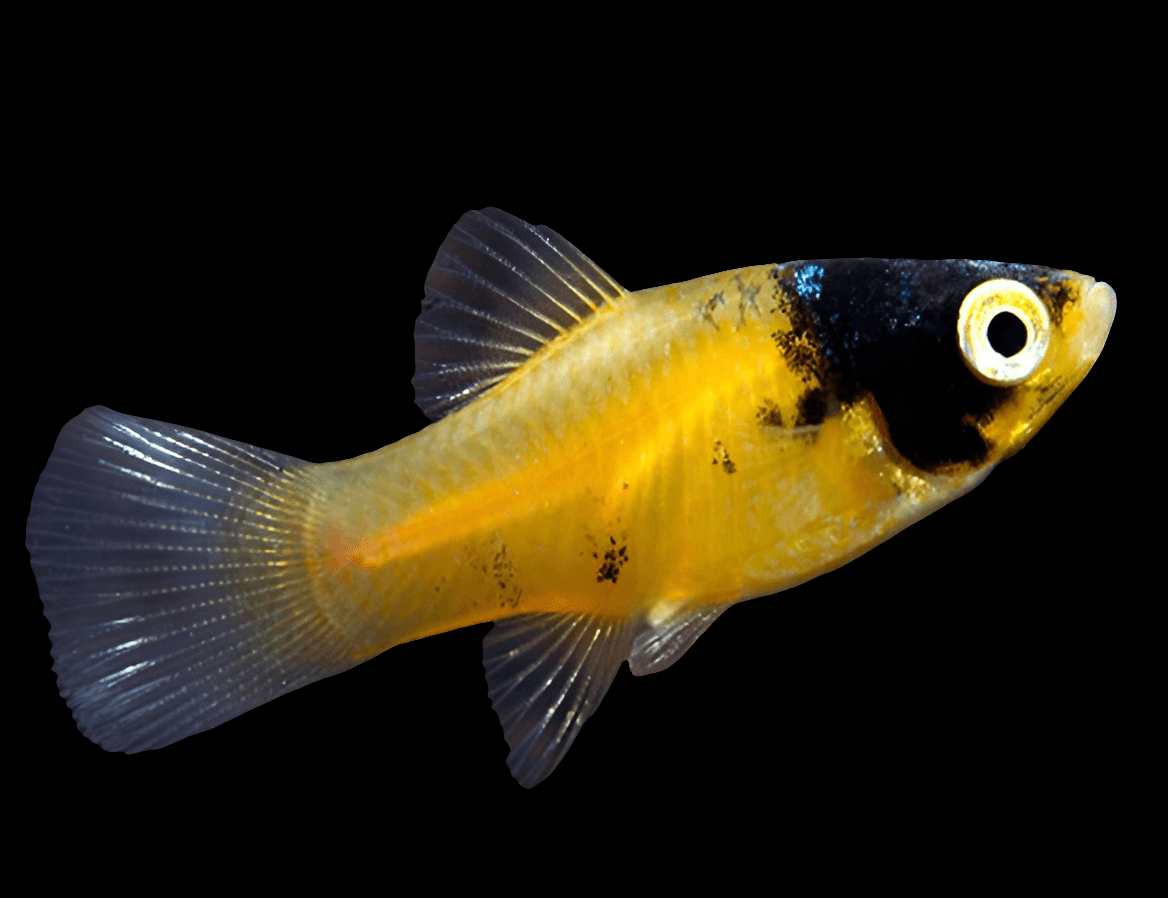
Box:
[957,279,1051,386]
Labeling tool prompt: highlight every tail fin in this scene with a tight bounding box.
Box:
[26,407,353,752]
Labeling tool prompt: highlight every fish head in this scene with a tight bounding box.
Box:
[780,259,1116,476]
[952,269,1116,465]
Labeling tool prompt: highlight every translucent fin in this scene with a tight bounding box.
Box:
[483,612,636,788]
[413,207,627,421]
[628,602,735,676]
[25,407,354,753]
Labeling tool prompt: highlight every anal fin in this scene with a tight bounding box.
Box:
[483,601,735,787]
[483,612,636,788]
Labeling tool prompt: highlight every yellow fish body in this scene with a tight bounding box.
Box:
[26,209,1116,786]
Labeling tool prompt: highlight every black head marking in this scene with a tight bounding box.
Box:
[773,259,1074,471]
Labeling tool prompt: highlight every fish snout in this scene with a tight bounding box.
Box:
[1075,278,1117,369]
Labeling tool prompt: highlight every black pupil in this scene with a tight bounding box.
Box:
[987,311,1028,357]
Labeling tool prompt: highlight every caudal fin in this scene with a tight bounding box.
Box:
[26,407,354,752]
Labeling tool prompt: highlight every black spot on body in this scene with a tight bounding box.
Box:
[596,536,629,583]
[796,388,828,427]
[490,537,521,608]
[712,440,736,473]
[756,400,784,427]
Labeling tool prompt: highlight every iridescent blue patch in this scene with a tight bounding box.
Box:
[794,264,823,301]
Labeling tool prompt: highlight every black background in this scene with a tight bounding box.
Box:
[12,66,1139,857]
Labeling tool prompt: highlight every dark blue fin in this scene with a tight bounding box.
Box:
[26,407,354,752]
[412,208,626,421]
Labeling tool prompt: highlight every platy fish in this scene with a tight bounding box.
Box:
[26,208,1116,787]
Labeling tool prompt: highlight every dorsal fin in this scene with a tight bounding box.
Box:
[412,208,627,421]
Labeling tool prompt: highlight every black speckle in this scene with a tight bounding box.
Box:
[756,399,784,427]
[712,440,737,474]
[1037,275,1076,325]
[771,263,829,384]
[596,536,630,584]
[490,535,522,608]
[732,274,762,325]
[700,292,726,329]
[771,329,824,384]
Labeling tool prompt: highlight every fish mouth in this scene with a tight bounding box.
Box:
[1072,278,1117,372]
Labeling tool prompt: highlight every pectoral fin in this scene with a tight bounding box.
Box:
[628,601,735,676]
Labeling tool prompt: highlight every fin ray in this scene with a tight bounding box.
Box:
[26,407,355,753]
[413,208,626,421]
[484,612,635,788]
[629,602,735,676]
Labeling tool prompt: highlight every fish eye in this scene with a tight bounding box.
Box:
[957,279,1051,386]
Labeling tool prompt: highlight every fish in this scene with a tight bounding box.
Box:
[25,207,1116,788]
